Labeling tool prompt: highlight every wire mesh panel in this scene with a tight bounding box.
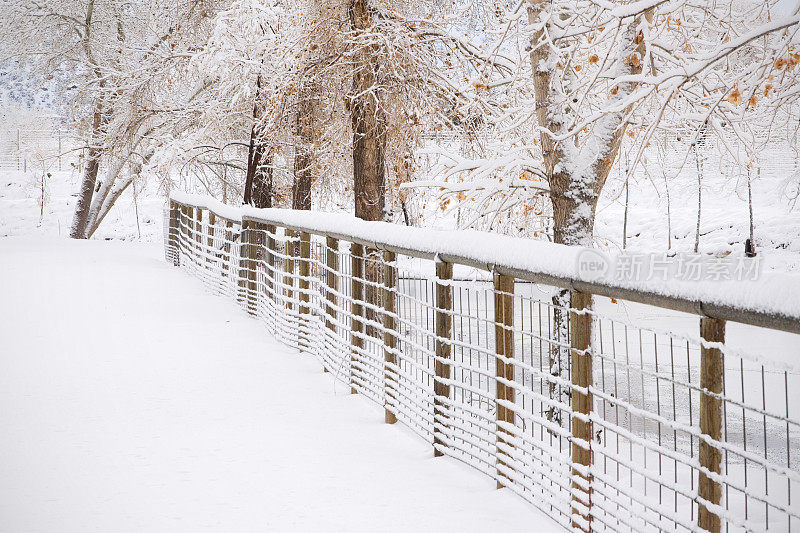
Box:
[165,199,800,533]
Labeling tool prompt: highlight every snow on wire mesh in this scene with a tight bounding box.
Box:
[166,196,800,533]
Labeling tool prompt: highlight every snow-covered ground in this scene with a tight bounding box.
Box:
[594,140,800,273]
[0,166,164,242]
[0,236,554,533]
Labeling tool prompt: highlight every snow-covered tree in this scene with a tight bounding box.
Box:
[0,0,223,238]
[409,0,800,423]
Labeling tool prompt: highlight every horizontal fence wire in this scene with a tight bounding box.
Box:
[0,129,81,170]
[165,200,800,533]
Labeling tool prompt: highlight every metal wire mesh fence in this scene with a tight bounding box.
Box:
[0,128,78,171]
[165,198,800,533]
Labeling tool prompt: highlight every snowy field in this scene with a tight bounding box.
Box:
[0,236,554,532]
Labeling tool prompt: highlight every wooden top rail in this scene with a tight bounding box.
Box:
[170,192,800,335]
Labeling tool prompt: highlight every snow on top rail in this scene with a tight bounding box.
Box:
[171,191,800,335]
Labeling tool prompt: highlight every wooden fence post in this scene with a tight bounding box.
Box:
[194,207,203,251]
[178,205,185,239]
[249,222,262,316]
[298,232,311,316]
[350,242,364,395]
[433,259,453,457]
[207,212,215,265]
[698,317,725,533]
[383,250,398,424]
[239,220,255,315]
[222,219,233,277]
[183,205,191,235]
[167,201,180,266]
[185,206,194,265]
[284,229,296,314]
[265,224,276,294]
[298,232,311,349]
[237,219,247,306]
[494,273,515,488]
[178,205,186,248]
[324,237,339,373]
[238,220,258,316]
[570,290,593,531]
[198,209,210,269]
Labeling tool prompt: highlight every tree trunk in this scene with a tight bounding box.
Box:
[86,155,128,232]
[528,0,654,426]
[292,82,314,211]
[694,143,703,253]
[244,131,272,208]
[349,0,387,336]
[349,0,386,223]
[292,154,312,210]
[70,102,104,239]
[87,174,134,239]
[547,179,597,426]
[244,74,273,209]
[251,152,273,209]
[245,138,273,209]
[745,166,756,257]
[528,1,652,246]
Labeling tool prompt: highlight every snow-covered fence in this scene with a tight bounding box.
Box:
[165,194,800,533]
[0,128,79,172]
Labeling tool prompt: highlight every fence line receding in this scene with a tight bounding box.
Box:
[165,196,800,533]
